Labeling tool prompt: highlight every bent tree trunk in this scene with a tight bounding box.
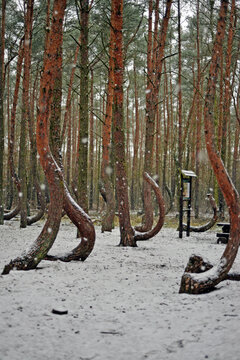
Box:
[134,173,165,242]
[2,0,67,275]
[137,0,172,232]
[179,0,240,294]
[43,2,95,263]
[181,194,218,232]
[112,0,165,247]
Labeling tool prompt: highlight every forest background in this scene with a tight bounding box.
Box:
[0,0,239,232]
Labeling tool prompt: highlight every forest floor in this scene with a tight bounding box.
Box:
[1,216,240,360]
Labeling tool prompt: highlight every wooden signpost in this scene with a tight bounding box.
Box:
[179,170,197,238]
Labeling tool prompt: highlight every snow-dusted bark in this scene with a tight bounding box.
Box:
[179,0,240,294]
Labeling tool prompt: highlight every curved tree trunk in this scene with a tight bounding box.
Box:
[45,0,95,261]
[137,0,172,232]
[27,181,46,225]
[135,0,153,233]
[179,0,240,294]
[181,194,218,233]
[2,0,67,275]
[134,173,165,242]
[111,0,165,248]
[45,183,95,262]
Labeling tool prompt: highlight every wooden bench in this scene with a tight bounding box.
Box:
[216,223,230,244]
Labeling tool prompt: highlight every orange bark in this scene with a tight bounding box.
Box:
[100,3,115,232]
[179,0,240,294]
[2,0,67,274]
[138,0,172,232]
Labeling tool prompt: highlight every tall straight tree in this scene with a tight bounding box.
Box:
[194,0,202,218]
[19,0,34,228]
[111,0,165,247]
[78,0,90,212]
[112,0,135,246]
[4,41,24,221]
[0,0,5,225]
[137,0,172,232]
[100,3,115,232]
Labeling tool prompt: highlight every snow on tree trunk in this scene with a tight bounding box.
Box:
[179,0,240,294]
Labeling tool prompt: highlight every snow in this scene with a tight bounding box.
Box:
[1,219,240,360]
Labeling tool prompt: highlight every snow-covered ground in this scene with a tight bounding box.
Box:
[1,218,240,360]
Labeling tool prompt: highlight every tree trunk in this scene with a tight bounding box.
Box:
[130,60,140,210]
[0,0,6,224]
[100,7,115,232]
[177,0,182,169]
[61,35,80,145]
[2,0,67,275]
[181,194,218,232]
[135,0,153,232]
[89,69,94,210]
[194,0,202,219]
[19,0,34,228]
[4,40,24,221]
[78,0,89,212]
[179,0,240,294]
[137,0,172,232]
[112,0,135,246]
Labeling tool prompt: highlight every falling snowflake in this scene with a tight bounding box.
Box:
[40,184,46,190]
[81,137,88,144]
[105,166,113,175]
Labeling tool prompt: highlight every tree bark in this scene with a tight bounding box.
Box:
[19,0,34,228]
[135,0,153,232]
[181,194,218,232]
[0,0,6,224]
[130,60,140,210]
[78,0,89,212]
[100,5,115,232]
[2,0,67,275]
[4,40,24,221]
[179,0,240,294]
[194,0,202,219]
[112,0,135,246]
[137,0,172,232]
[89,68,94,209]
